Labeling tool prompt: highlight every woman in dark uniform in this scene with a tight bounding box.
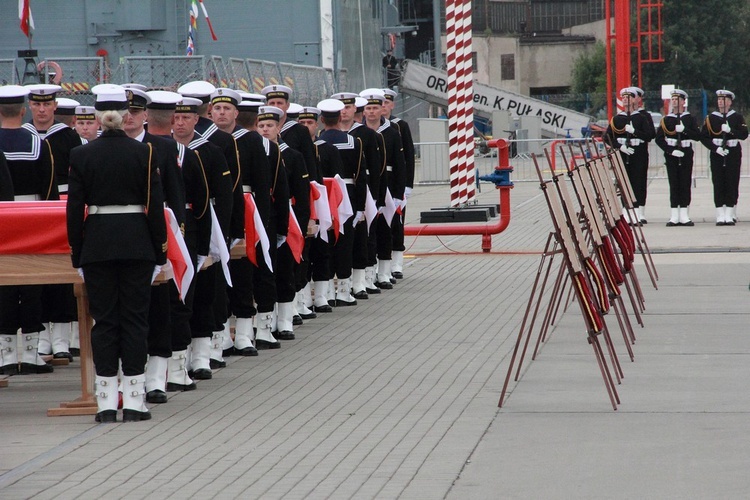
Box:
[67,85,167,423]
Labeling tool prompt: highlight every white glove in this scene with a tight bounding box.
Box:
[76,268,84,282]
[377,206,384,214]
[722,123,731,133]
[675,123,685,133]
[197,254,207,270]
[671,150,685,158]
[276,234,286,248]
[354,211,364,223]
[151,265,162,284]
[716,147,729,157]
[230,238,242,249]
[619,145,634,155]
[625,123,635,134]
[394,199,403,209]
[404,187,413,199]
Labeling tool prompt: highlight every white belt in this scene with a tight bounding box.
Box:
[58,183,69,193]
[617,138,627,145]
[713,138,739,147]
[386,166,393,172]
[681,140,692,148]
[242,185,254,194]
[713,138,723,146]
[341,178,355,185]
[666,138,677,147]
[727,139,739,147]
[629,138,643,146]
[14,194,40,201]
[88,204,145,215]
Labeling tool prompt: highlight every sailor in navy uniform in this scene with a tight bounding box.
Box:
[361,89,406,290]
[24,84,83,362]
[655,89,701,226]
[700,89,749,226]
[317,99,366,306]
[605,87,653,224]
[0,85,57,376]
[382,88,414,279]
[0,151,12,200]
[74,105,99,143]
[67,86,167,422]
[172,97,234,370]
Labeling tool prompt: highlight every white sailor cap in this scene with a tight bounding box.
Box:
[237,92,264,112]
[0,85,30,104]
[146,90,183,110]
[91,84,123,95]
[359,88,385,105]
[619,87,636,98]
[298,107,320,120]
[287,102,304,118]
[670,89,688,100]
[120,83,148,92]
[175,97,203,114]
[75,105,96,119]
[631,86,644,97]
[25,83,62,102]
[257,106,284,122]
[54,97,80,115]
[239,92,265,103]
[331,92,358,104]
[210,88,241,107]
[382,88,398,101]
[354,96,368,111]
[177,81,217,103]
[94,85,128,111]
[261,84,292,101]
[125,88,150,110]
[717,89,735,100]
[316,99,345,118]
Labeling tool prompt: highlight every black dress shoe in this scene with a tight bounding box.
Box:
[392,271,404,279]
[95,410,117,423]
[166,381,196,392]
[69,348,80,357]
[255,339,281,350]
[725,220,736,226]
[716,221,726,226]
[122,409,152,422]
[146,390,168,404]
[0,364,19,376]
[209,358,226,369]
[666,221,678,227]
[275,330,295,340]
[682,220,694,227]
[640,219,648,224]
[234,346,258,357]
[389,277,397,284]
[328,299,337,307]
[19,362,54,374]
[299,310,317,320]
[222,348,233,357]
[375,280,393,290]
[191,368,213,380]
[293,314,303,326]
[335,299,357,307]
[313,304,333,313]
[54,351,74,362]
[353,290,368,300]
[365,286,381,295]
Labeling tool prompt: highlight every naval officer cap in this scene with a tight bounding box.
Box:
[210,88,241,107]
[261,84,292,101]
[124,87,150,110]
[55,97,80,116]
[120,83,148,92]
[237,92,265,112]
[299,107,320,121]
[257,106,284,122]
[75,105,96,120]
[177,81,216,103]
[176,97,203,114]
[359,88,386,105]
[717,89,735,100]
[26,83,62,102]
[287,102,304,119]
[382,88,398,101]
[631,86,644,97]
[331,92,358,105]
[354,96,368,112]
[670,89,688,100]
[146,90,183,110]
[316,99,345,118]
[619,87,636,98]
[0,85,30,104]
[94,85,129,111]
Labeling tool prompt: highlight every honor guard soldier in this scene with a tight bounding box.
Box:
[317,99,366,306]
[67,85,167,422]
[0,85,57,375]
[656,89,701,226]
[700,89,749,226]
[74,105,99,142]
[605,87,652,224]
[361,89,406,289]
[210,88,276,352]
[382,88,414,279]
[261,84,320,183]
[172,97,235,371]
[336,94,383,298]
[24,85,83,361]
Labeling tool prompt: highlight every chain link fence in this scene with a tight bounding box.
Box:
[0,59,16,85]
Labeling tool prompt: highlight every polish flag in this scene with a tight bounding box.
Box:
[19,0,34,38]
[333,174,354,233]
[382,188,397,227]
[364,190,378,232]
[323,177,344,242]
[164,208,194,302]
[287,201,304,263]
[243,193,272,272]
[310,181,331,242]
[208,204,232,287]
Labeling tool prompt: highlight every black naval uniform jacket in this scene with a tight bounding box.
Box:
[142,132,187,230]
[279,142,310,232]
[656,111,701,162]
[0,128,57,200]
[0,152,12,200]
[318,128,366,213]
[175,141,211,257]
[22,121,82,194]
[390,116,415,191]
[67,129,167,268]
[374,118,406,203]
[605,110,652,164]
[349,122,382,208]
[700,110,749,164]
[280,120,319,182]
[232,128,272,233]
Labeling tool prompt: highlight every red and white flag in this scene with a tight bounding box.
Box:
[382,188,397,227]
[287,201,304,263]
[310,181,331,242]
[364,189,378,232]
[19,0,34,38]
[164,208,195,302]
[243,193,272,272]
[333,174,354,233]
[208,204,232,287]
[323,177,344,242]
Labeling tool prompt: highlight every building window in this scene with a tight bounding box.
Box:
[501,54,515,80]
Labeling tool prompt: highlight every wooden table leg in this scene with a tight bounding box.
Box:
[48,283,97,416]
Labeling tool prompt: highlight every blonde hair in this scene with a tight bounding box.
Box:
[95,109,127,130]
